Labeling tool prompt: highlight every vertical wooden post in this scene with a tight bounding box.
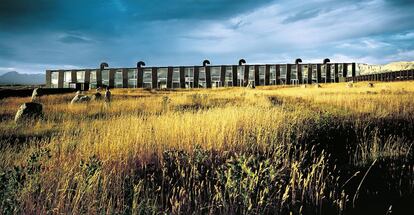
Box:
[232,65,238,87]
[243,65,249,87]
[167,67,173,88]
[325,64,331,83]
[180,66,186,88]
[265,65,270,85]
[151,67,158,88]
[276,65,281,85]
[316,64,322,83]
[122,69,128,88]
[297,64,302,84]
[307,64,312,84]
[71,70,77,84]
[351,63,356,81]
[254,65,260,86]
[334,63,339,83]
[137,67,143,88]
[194,67,199,88]
[342,63,348,78]
[286,64,291,85]
[109,69,115,88]
[46,70,52,88]
[220,66,226,87]
[85,70,91,85]
[58,70,64,88]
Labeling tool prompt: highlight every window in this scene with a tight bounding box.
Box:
[64,71,72,88]
[115,69,123,88]
[102,70,110,87]
[128,69,137,88]
[77,71,85,83]
[51,72,59,88]
[90,70,97,88]
[158,68,168,89]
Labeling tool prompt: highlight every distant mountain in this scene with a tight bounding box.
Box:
[358,61,414,75]
[0,71,45,85]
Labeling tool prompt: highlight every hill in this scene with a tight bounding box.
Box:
[0,71,45,85]
[358,61,414,74]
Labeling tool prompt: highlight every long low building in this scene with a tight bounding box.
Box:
[45,60,357,90]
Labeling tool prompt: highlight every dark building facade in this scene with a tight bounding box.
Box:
[45,61,357,90]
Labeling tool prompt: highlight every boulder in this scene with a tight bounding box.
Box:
[71,95,91,104]
[15,102,43,123]
[31,88,42,102]
[91,92,102,101]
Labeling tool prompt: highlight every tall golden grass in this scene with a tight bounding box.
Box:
[0,81,413,214]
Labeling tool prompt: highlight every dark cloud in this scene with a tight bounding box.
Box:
[282,9,321,24]
[58,34,92,44]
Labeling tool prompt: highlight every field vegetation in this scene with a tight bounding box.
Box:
[0,81,413,214]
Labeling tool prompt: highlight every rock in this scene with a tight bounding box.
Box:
[14,102,43,123]
[71,95,91,104]
[31,88,42,102]
[91,92,102,101]
[367,82,374,88]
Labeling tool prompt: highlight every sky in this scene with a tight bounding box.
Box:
[0,0,414,74]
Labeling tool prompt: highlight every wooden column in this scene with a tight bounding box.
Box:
[85,70,91,84]
[316,64,322,83]
[137,67,144,88]
[109,69,115,88]
[58,70,64,88]
[96,69,102,88]
[334,63,339,83]
[122,69,128,88]
[167,67,173,88]
[71,70,77,84]
[194,67,199,88]
[254,65,260,86]
[46,70,52,88]
[286,64,291,85]
[342,63,348,78]
[220,66,226,87]
[180,66,186,88]
[232,65,238,87]
[243,65,249,87]
[297,64,302,84]
[351,63,356,81]
[276,65,281,85]
[265,65,270,85]
[151,67,158,88]
[325,64,331,83]
[307,64,312,84]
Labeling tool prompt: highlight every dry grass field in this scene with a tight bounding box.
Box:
[0,81,413,214]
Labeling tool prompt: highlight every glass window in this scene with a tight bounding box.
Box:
[211,67,221,88]
[198,67,206,88]
[64,71,72,88]
[237,66,245,86]
[76,71,85,83]
[51,72,59,88]
[172,68,180,88]
[259,66,265,85]
[157,68,167,89]
[128,69,137,88]
[102,70,110,87]
[115,69,123,88]
[225,66,233,86]
[185,67,194,88]
[270,66,276,85]
[90,70,97,89]
[143,68,152,88]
